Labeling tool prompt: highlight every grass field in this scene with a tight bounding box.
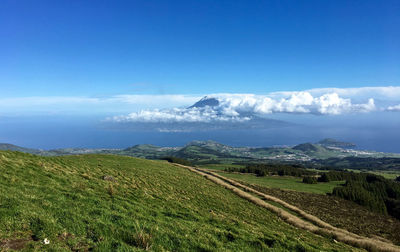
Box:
[0,151,356,251]
[215,172,344,194]
[197,163,245,171]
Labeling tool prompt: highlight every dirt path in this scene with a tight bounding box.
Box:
[175,164,400,252]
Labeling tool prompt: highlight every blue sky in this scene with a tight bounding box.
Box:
[1,0,399,97]
[0,0,400,150]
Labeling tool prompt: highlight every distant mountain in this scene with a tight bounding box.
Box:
[107,96,293,132]
[188,96,219,108]
[317,138,356,148]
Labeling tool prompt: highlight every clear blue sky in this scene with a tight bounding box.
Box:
[1,0,399,97]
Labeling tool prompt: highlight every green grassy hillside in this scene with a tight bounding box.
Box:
[0,151,357,251]
[214,172,343,194]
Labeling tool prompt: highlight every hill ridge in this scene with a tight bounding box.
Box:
[2,139,400,170]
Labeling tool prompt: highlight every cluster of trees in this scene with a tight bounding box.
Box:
[317,171,360,182]
[225,163,317,177]
[317,157,400,170]
[302,176,318,184]
[331,173,400,219]
[160,156,192,166]
[225,164,400,219]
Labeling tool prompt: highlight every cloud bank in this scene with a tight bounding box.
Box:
[110,91,378,123]
[1,86,399,120]
[387,104,400,111]
[111,107,251,123]
[286,86,400,100]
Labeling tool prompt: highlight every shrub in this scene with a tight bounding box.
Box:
[30,217,54,241]
[318,173,329,182]
[302,176,317,184]
[224,163,319,178]
[256,170,266,177]
[130,221,152,250]
[107,184,115,197]
[161,156,192,166]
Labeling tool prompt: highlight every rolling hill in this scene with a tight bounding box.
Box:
[0,143,42,155]
[2,139,400,170]
[0,151,356,251]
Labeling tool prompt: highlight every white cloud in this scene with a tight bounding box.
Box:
[111,91,377,123]
[287,86,400,100]
[387,104,400,111]
[110,107,251,123]
[0,86,398,119]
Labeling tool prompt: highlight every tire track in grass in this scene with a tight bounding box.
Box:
[174,164,400,252]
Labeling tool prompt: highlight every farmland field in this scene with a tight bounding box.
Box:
[197,163,245,171]
[243,182,400,245]
[214,172,344,194]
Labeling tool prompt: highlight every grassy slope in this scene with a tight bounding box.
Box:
[215,172,343,194]
[197,164,245,171]
[0,151,356,251]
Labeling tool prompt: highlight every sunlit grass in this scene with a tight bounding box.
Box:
[0,151,356,251]
[215,172,343,194]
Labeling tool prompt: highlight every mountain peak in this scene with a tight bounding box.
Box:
[188,96,220,108]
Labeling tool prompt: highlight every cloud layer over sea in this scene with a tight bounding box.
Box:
[110,87,400,123]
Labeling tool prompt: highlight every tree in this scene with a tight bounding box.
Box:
[256,170,266,177]
[318,173,330,182]
[161,156,191,166]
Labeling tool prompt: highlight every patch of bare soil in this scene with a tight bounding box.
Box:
[0,237,33,250]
